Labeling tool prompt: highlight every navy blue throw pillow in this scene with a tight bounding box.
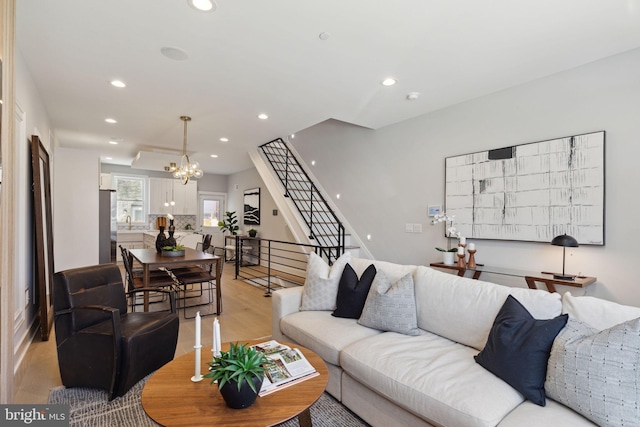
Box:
[474,295,568,406]
[332,263,377,319]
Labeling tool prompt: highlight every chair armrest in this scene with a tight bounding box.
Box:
[126,288,177,314]
[271,287,304,341]
[55,305,122,397]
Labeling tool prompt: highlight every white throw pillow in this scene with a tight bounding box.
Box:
[562,292,640,331]
[300,252,351,311]
[545,317,640,426]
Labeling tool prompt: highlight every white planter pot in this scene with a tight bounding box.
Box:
[442,252,456,265]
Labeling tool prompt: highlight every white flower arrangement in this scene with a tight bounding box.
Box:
[431,212,463,251]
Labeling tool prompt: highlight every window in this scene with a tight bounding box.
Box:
[113,175,146,223]
[198,192,226,229]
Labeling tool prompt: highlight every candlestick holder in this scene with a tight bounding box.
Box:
[191,344,203,382]
[467,249,477,269]
[457,252,466,268]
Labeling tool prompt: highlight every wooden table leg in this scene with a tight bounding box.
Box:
[143,266,150,312]
[215,258,222,314]
[472,270,482,280]
[525,277,557,293]
[297,408,312,427]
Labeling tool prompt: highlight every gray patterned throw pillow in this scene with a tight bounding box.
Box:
[545,317,640,427]
[300,252,351,311]
[358,271,422,336]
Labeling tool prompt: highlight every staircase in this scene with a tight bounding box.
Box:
[259,138,347,263]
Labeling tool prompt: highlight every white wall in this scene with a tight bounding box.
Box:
[53,148,100,271]
[292,48,640,306]
[226,168,294,242]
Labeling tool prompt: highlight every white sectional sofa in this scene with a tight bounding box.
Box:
[272,256,640,427]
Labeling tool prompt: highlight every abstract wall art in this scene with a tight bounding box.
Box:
[243,187,261,225]
[445,131,605,245]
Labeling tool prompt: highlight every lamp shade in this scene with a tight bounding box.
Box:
[551,234,578,248]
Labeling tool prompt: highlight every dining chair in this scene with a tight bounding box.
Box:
[53,263,179,400]
[119,245,177,310]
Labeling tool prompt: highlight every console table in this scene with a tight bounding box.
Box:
[429,263,596,293]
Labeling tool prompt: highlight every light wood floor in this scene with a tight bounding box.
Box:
[13,264,275,404]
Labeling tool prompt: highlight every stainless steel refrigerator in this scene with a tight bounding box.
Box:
[99,189,117,263]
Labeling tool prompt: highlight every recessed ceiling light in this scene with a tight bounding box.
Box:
[219,137,229,142]
[311,160,316,166]
[210,154,219,158]
[188,0,217,12]
[160,46,189,61]
[108,140,119,145]
[382,77,397,86]
[105,118,117,124]
[319,32,330,41]
[406,92,420,100]
[110,80,126,88]
[258,113,269,120]
[336,194,341,199]
[290,134,295,139]
[105,157,113,160]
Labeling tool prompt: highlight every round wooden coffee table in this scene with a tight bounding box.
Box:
[142,341,328,427]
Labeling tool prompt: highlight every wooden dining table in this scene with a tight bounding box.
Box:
[129,247,222,313]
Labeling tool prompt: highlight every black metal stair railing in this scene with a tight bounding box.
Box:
[259,138,345,263]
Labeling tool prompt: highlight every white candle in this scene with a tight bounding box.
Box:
[457,246,464,254]
[459,236,466,244]
[213,318,221,356]
[468,243,475,251]
[195,311,201,347]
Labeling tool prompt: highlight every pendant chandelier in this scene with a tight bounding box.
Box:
[165,116,203,185]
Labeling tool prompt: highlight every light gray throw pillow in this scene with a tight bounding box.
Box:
[300,252,351,311]
[358,271,421,336]
[545,317,640,427]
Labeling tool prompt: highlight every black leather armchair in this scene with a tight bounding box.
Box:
[53,264,179,400]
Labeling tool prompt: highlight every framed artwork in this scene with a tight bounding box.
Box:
[31,135,55,340]
[445,131,605,245]
[243,187,261,225]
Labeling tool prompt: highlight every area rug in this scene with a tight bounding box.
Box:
[48,375,369,427]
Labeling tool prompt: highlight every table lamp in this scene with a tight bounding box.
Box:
[550,234,578,280]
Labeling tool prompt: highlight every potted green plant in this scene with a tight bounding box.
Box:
[217,211,239,236]
[204,342,267,409]
[161,243,186,257]
[436,247,458,265]
[247,228,257,238]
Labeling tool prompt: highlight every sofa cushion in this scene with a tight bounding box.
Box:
[333,263,377,319]
[545,317,640,427]
[475,295,568,406]
[358,271,422,336]
[280,310,381,365]
[497,399,597,426]
[300,252,351,311]
[562,292,640,331]
[413,266,562,350]
[341,332,525,427]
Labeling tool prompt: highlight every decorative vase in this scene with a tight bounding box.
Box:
[218,376,263,409]
[442,252,455,265]
[169,219,175,234]
[165,230,177,248]
[155,227,167,253]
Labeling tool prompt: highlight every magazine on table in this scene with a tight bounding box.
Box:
[252,340,319,396]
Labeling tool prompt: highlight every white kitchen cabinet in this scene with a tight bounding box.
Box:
[149,178,173,215]
[99,173,113,190]
[116,232,144,262]
[172,180,198,215]
[149,178,197,215]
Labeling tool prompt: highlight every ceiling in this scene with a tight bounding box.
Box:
[15,0,640,175]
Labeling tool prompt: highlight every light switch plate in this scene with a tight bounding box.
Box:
[414,223,422,233]
[405,223,414,233]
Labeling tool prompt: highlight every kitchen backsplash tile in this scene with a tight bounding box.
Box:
[119,215,196,231]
